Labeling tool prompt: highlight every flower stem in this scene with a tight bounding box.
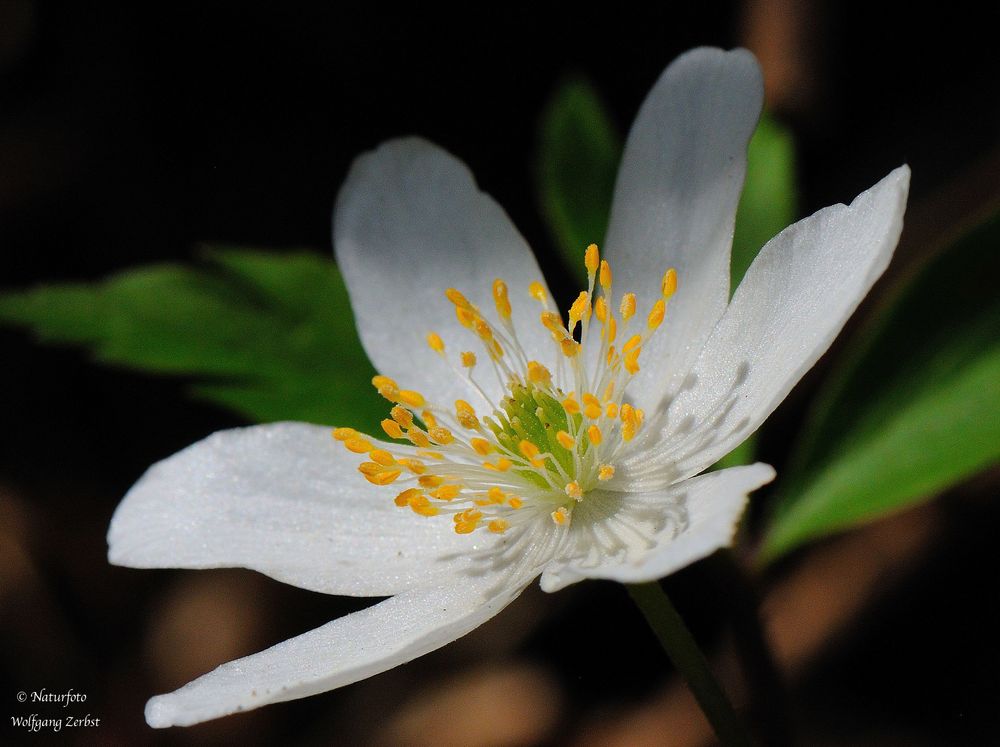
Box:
[627,581,752,747]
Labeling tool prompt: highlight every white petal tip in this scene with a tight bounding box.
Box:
[144,696,177,729]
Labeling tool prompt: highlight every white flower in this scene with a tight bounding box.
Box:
[107,47,909,728]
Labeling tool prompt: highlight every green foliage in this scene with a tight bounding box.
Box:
[762,212,1000,560]
[0,247,383,430]
[731,114,798,292]
[537,78,622,286]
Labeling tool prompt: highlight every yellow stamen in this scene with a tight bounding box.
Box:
[540,311,564,334]
[562,393,580,414]
[432,484,462,501]
[565,481,583,500]
[594,296,608,323]
[620,293,636,321]
[381,419,403,439]
[421,409,437,428]
[647,299,666,330]
[357,462,382,476]
[529,281,547,303]
[587,424,603,445]
[484,458,513,472]
[598,464,616,481]
[365,469,402,486]
[455,400,479,429]
[662,267,678,298]
[407,429,431,448]
[585,243,600,275]
[568,291,591,328]
[488,519,510,534]
[605,402,619,419]
[624,345,642,374]
[456,306,477,328]
[551,506,571,526]
[394,487,422,507]
[370,449,395,466]
[426,332,445,353]
[344,437,373,454]
[508,496,524,509]
[560,337,580,358]
[492,279,512,320]
[397,458,426,474]
[418,474,445,488]
[527,361,552,386]
[390,405,414,427]
[398,389,425,408]
[583,393,601,419]
[488,486,506,504]
[556,430,575,450]
[470,437,494,456]
[599,259,612,290]
[623,334,642,353]
[332,427,357,441]
[461,351,477,368]
[428,426,454,445]
[445,288,473,310]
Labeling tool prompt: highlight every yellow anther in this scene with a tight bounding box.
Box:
[372,375,398,391]
[418,450,445,461]
[483,458,512,472]
[397,458,426,474]
[583,392,601,408]
[583,393,602,420]
[540,311,564,334]
[529,281,547,303]
[454,521,477,534]
[620,292,636,321]
[551,506,571,526]
[556,430,575,450]
[390,405,414,427]
[599,259,612,290]
[527,361,552,386]
[587,424,603,445]
[492,279,512,320]
[607,317,617,343]
[344,437,373,454]
[428,426,454,445]
[474,319,493,341]
[370,449,395,466]
[565,481,584,500]
[598,464,616,481]
[419,411,437,429]
[455,400,479,429]
[470,437,494,456]
[365,469,402,486]
[620,404,639,441]
[357,462,382,476]
[623,334,642,353]
[455,306,477,328]
[635,408,646,427]
[605,402,619,419]
[624,345,642,375]
[562,395,581,415]
[394,487,422,507]
[432,484,462,501]
[585,243,600,275]
[568,291,591,327]
[426,332,445,353]
[560,337,580,358]
[662,267,678,298]
[620,403,635,421]
[460,351,477,368]
[594,295,608,323]
[407,429,431,448]
[488,486,506,504]
[606,345,617,366]
[332,427,357,441]
[647,299,666,330]
[508,496,524,509]
[381,419,403,439]
[518,440,544,467]
[409,495,439,517]
[445,288,473,310]
[487,339,504,360]
[418,474,445,488]
[397,390,426,408]
[603,381,615,401]
[488,519,510,534]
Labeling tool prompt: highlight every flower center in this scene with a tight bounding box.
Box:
[335,243,677,535]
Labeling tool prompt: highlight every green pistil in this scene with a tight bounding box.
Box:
[496,383,583,488]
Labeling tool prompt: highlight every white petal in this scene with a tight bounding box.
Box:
[145,569,530,728]
[334,137,553,408]
[603,47,763,411]
[629,166,910,479]
[108,422,479,597]
[539,464,774,592]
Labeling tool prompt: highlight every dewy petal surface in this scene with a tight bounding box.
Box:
[108,422,479,597]
[603,47,763,412]
[633,166,910,479]
[335,137,553,408]
[145,567,531,728]
[539,464,775,592]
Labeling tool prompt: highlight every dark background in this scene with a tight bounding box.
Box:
[2,2,998,745]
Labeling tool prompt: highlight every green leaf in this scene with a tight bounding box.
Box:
[537,78,622,285]
[0,247,384,431]
[731,113,798,293]
[761,212,1000,561]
